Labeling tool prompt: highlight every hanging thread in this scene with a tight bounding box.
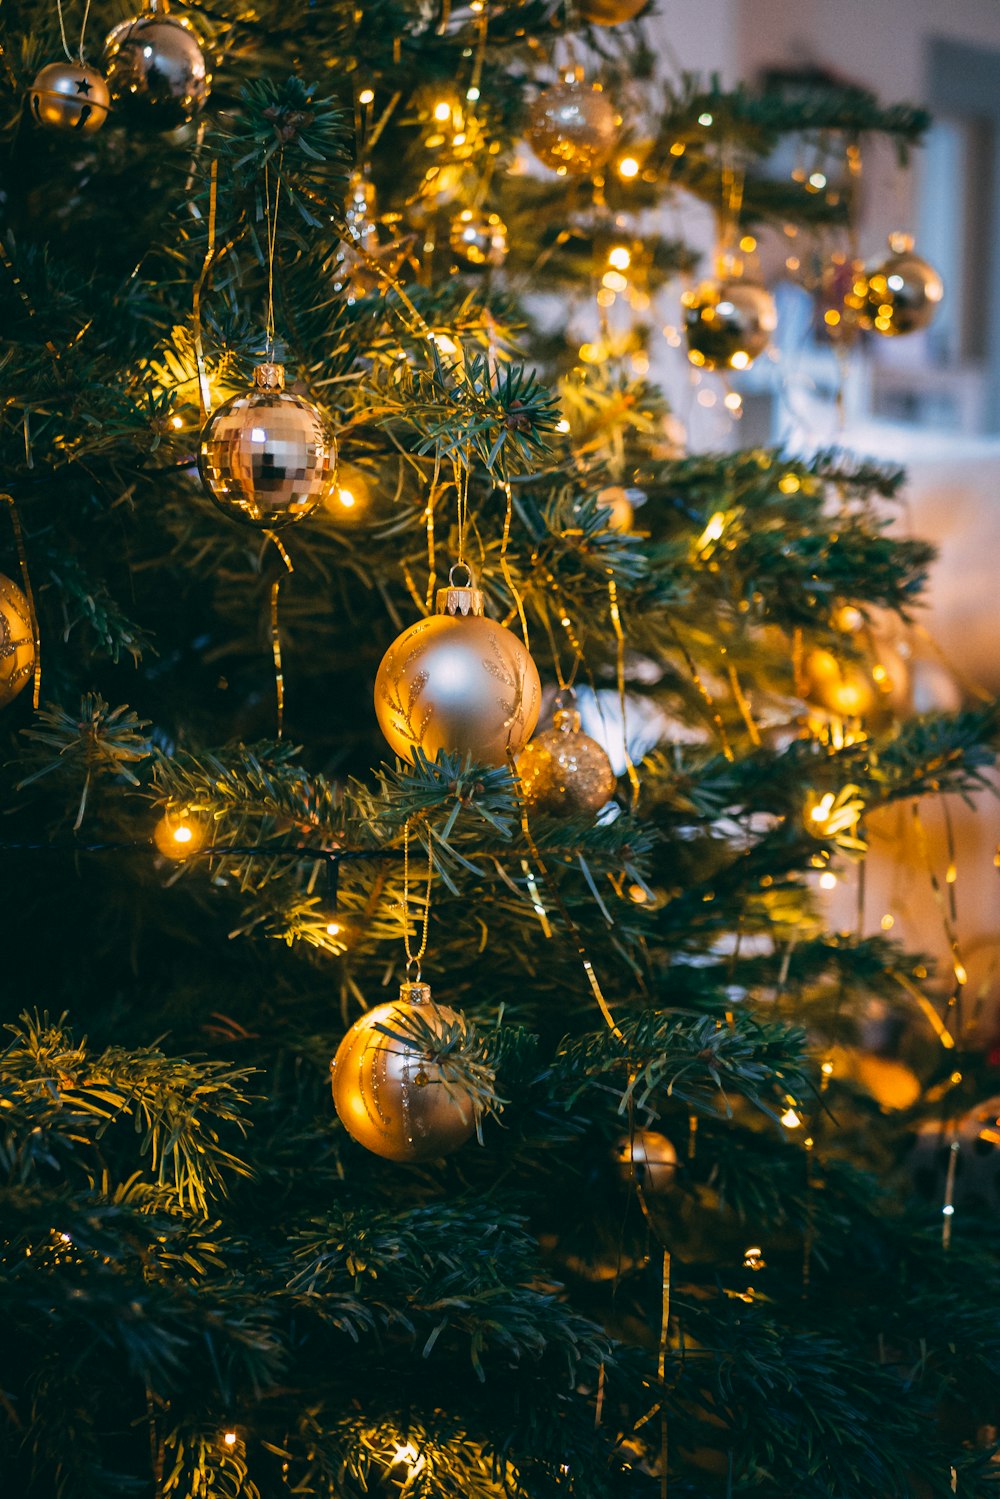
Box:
[402,819,434,978]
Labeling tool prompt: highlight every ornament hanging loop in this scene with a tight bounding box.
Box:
[448,561,474,589]
[405,957,422,985]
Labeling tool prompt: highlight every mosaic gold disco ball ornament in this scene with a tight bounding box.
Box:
[28,60,110,134]
[861,233,943,336]
[375,567,541,766]
[683,276,777,371]
[103,5,210,131]
[517,704,616,817]
[0,574,36,708]
[613,1129,678,1195]
[527,79,619,176]
[449,207,508,269]
[331,981,477,1161]
[198,363,336,529]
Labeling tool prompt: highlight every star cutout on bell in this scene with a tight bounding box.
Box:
[76,76,93,94]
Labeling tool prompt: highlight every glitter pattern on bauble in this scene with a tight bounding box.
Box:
[103,8,210,131]
[28,60,110,134]
[331,982,477,1161]
[0,574,35,708]
[613,1129,678,1195]
[527,80,618,176]
[198,363,336,529]
[517,706,616,817]
[683,276,777,371]
[860,234,943,336]
[375,572,541,766]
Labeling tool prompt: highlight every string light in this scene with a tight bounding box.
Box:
[223,1431,237,1448]
[358,87,374,105]
[781,1106,802,1129]
[153,807,210,860]
[617,156,639,178]
[608,246,631,270]
[819,870,837,890]
[433,101,451,122]
[391,1442,426,1476]
[697,112,713,126]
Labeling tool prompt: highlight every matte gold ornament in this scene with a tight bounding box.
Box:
[449,207,508,269]
[517,705,616,817]
[103,6,210,131]
[331,981,477,1161]
[0,574,35,708]
[374,569,541,766]
[527,80,618,176]
[861,234,943,337]
[28,60,110,135]
[613,1130,678,1194]
[683,276,777,371]
[578,0,647,23]
[198,363,336,529]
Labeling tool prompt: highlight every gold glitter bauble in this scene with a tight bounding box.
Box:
[527,80,618,176]
[517,707,616,816]
[375,572,541,766]
[449,207,508,269]
[28,60,110,135]
[198,363,336,529]
[613,1130,678,1195]
[331,983,476,1161]
[103,9,210,130]
[578,0,647,23]
[683,276,777,371]
[861,234,943,337]
[0,574,35,708]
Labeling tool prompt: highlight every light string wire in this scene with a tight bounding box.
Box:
[401,818,434,978]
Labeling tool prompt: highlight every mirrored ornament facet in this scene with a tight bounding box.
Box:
[527,80,618,176]
[613,1129,678,1195]
[861,234,943,337]
[198,363,336,529]
[375,576,541,765]
[0,574,35,708]
[28,60,110,135]
[517,707,616,816]
[449,207,508,269]
[331,983,476,1161]
[683,276,777,371]
[103,10,209,131]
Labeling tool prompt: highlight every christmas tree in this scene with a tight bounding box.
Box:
[2,1,1000,1496]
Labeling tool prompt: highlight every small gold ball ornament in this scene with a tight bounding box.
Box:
[375,568,541,766]
[28,60,110,135]
[683,277,777,371]
[0,574,35,708]
[198,363,336,529]
[527,79,619,176]
[103,7,210,131]
[449,207,508,269]
[578,0,647,24]
[331,981,477,1161]
[517,704,616,817]
[613,1130,678,1195]
[861,234,943,336]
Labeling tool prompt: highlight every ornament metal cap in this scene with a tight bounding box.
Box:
[436,562,484,618]
[399,979,432,1005]
[253,362,286,391]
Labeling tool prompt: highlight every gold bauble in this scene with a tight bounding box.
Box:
[375,573,540,766]
[28,60,110,135]
[596,484,633,532]
[331,982,476,1161]
[153,806,210,860]
[613,1130,678,1195]
[198,363,336,529]
[103,9,210,131]
[578,0,647,24]
[803,648,875,718]
[683,276,777,371]
[517,707,616,817]
[861,234,943,337]
[527,80,619,176]
[0,574,35,708]
[826,1046,921,1111]
[449,207,508,269]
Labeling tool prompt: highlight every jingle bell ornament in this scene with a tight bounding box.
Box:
[517,703,616,817]
[449,207,508,270]
[103,4,210,132]
[375,567,541,766]
[198,362,336,529]
[331,979,478,1161]
[527,79,618,176]
[683,276,777,371]
[0,574,35,708]
[28,60,110,135]
[613,1130,678,1195]
[861,233,943,336]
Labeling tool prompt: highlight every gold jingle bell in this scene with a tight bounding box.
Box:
[198,362,336,529]
[0,574,36,708]
[374,566,541,766]
[613,1129,678,1195]
[449,207,508,270]
[103,5,210,132]
[861,233,943,337]
[28,60,110,135]
[331,980,477,1161]
[527,79,619,176]
[683,276,777,371]
[517,703,616,817]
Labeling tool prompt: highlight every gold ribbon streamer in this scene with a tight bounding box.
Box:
[500,482,530,651]
[2,493,42,709]
[191,159,219,422]
[264,532,294,739]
